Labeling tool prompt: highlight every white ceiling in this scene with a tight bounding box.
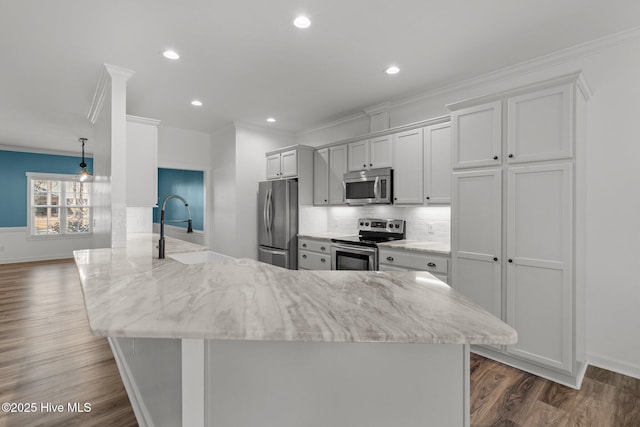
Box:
[2,0,640,152]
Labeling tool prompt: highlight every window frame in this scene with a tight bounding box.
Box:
[26,172,93,239]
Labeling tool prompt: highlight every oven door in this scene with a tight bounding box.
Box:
[331,243,378,271]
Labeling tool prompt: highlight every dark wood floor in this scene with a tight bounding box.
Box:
[1,259,639,427]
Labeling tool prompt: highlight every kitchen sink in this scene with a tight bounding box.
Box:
[168,250,232,265]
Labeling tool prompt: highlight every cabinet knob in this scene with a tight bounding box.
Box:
[369,163,373,166]
[386,256,394,261]
[321,258,326,263]
[508,258,513,263]
[426,196,430,200]
[508,154,514,158]
[493,257,498,261]
[394,197,397,200]
[363,164,367,168]
[324,199,327,202]
[493,156,498,160]
[302,243,307,248]
[302,254,307,259]
[320,246,326,251]
[427,262,436,267]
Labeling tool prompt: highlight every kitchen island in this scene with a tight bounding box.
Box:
[74,234,516,427]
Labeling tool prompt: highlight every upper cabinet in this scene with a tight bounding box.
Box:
[507,84,573,164]
[392,128,423,204]
[424,123,452,205]
[451,101,502,169]
[126,115,161,207]
[347,135,392,172]
[265,145,314,205]
[313,148,329,205]
[328,145,348,205]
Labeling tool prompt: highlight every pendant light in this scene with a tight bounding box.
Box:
[77,137,92,182]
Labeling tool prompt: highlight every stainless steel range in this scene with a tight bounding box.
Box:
[331,218,406,271]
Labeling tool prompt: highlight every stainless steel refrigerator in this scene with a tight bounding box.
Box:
[258,179,298,269]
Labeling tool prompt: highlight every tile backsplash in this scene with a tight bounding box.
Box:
[301,205,450,243]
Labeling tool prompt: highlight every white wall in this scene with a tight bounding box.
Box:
[295,35,640,379]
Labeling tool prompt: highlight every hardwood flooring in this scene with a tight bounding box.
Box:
[0,259,137,427]
[470,353,640,427]
[1,259,639,427]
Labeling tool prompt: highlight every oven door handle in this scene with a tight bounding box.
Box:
[331,243,377,255]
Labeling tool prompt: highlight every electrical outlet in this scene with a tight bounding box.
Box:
[428,223,434,234]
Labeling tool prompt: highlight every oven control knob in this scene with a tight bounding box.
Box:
[360,222,364,226]
[394,224,400,229]
[365,222,369,226]
[387,223,392,228]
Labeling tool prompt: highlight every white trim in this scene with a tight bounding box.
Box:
[87,66,110,124]
[295,111,368,137]
[104,63,136,81]
[363,102,392,116]
[26,171,83,181]
[0,144,93,158]
[127,115,161,126]
[588,352,640,381]
[108,338,153,427]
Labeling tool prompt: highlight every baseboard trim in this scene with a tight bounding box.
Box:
[108,338,154,427]
[588,352,640,381]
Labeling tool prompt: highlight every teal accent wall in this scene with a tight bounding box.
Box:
[153,168,204,231]
[0,150,93,227]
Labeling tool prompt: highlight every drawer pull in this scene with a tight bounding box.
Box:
[386,256,394,261]
[320,246,326,251]
[427,262,436,267]
[321,258,326,263]
[302,254,307,259]
[302,243,307,248]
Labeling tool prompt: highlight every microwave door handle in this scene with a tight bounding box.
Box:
[342,181,346,202]
[374,176,380,200]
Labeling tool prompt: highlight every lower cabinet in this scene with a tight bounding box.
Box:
[298,238,331,270]
[378,248,449,284]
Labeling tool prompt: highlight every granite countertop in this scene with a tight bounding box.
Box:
[377,240,451,255]
[298,232,358,240]
[73,238,515,345]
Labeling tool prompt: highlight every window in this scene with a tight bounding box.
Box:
[27,173,92,237]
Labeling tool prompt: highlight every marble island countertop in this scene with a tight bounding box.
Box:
[74,236,515,345]
[377,240,451,255]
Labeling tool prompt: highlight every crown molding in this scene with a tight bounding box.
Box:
[104,63,136,81]
[363,102,391,116]
[87,64,136,124]
[126,115,161,126]
[295,111,368,137]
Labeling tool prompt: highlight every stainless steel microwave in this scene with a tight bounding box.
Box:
[343,167,393,205]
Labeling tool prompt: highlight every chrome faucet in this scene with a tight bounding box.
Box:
[158,194,193,259]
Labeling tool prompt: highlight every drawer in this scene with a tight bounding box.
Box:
[298,250,331,270]
[298,238,331,254]
[379,249,448,274]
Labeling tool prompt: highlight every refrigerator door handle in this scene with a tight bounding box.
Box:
[267,188,273,234]
[263,189,269,234]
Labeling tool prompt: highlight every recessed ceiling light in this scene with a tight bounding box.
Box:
[386,66,400,75]
[191,100,203,107]
[163,50,180,60]
[293,15,311,29]
[266,117,276,123]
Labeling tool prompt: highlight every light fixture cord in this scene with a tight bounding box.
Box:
[79,137,87,168]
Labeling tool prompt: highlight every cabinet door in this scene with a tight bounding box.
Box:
[451,101,502,169]
[424,123,451,205]
[507,84,572,164]
[313,148,329,205]
[451,169,502,319]
[266,153,281,180]
[392,129,423,204]
[348,140,369,171]
[505,163,573,372]
[329,145,348,205]
[370,135,393,169]
[280,150,298,178]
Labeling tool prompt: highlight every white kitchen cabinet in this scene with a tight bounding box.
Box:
[451,169,502,319]
[313,148,329,205]
[126,115,161,207]
[298,238,331,270]
[423,123,451,205]
[507,84,573,164]
[451,101,502,169]
[378,248,449,283]
[265,145,314,205]
[392,128,423,204]
[347,135,392,172]
[448,73,589,387]
[505,163,573,372]
[329,145,348,205]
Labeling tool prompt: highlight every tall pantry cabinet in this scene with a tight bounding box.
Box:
[448,73,590,388]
